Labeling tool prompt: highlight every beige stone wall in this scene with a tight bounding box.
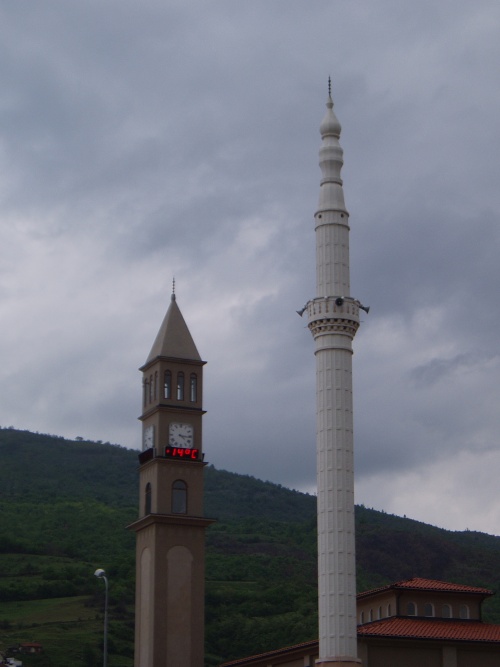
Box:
[364,644,442,667]
[357,590,483,623]
[457,649,500,667]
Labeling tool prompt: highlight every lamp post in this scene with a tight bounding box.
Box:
[94,568,108,667]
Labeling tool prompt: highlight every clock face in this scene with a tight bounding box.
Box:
[143,425,155,451]
[169,422,194,448]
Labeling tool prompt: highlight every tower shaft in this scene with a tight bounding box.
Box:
[307,92,361,666]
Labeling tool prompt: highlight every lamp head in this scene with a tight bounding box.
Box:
[94,568,106,578]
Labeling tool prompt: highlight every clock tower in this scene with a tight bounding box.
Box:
[129,290,213,667]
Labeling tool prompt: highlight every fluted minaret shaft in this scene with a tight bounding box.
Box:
[307,92,360,666]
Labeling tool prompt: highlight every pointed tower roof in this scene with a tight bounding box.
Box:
[144,293,201,366]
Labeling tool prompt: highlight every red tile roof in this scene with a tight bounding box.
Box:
[220,640,318,666]
[357,577,493,599]
[358,617,500,643]
[221,616,500,665]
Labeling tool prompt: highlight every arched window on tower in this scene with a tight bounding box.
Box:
[190,373,197,402]
[177,372,185,400]
[407,602,417,616]
[145,483,152,515]
[154,371,158,400]
[143,379,148,407]
[172,480,187,514]
[149,374,153,402]
[164,370,171,399]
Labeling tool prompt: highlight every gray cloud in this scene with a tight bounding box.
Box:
[1,0,500,533]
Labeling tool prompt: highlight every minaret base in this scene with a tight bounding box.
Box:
[316,658,362,667]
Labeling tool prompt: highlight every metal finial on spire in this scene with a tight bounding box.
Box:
[328,76,332,98]
[171,276,176,301]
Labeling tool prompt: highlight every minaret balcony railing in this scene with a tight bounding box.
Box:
[306,296,360,340]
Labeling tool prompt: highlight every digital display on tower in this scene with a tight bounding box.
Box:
[164,446,200,461]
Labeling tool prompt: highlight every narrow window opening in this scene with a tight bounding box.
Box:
[442,604,451,618]
[460,605,470,619]
[145,483,152,515]
[190,374,197,402]
[407,602,417,616]
[164,370,171,399]
[424,603,434,617]
[172,480,187,514]
[177,372,185,400]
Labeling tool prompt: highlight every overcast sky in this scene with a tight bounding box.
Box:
[1,1,500,534]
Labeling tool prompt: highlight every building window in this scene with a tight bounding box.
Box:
[360,611,364,624]
[387,603,391,617]
[143,379,148,407]
[442,604,451,618]
[164,370,171,399]
[378,606,382,619]
[172,480,187,514]
[177,372,185,400]
[368,609,373,622]
[149,374,153,402]
[154,371,158,400]
[407,602,417,616]
[145,483,152,515]
[190,373,197,402]
[460,605,470,619]
[424,603,435,617]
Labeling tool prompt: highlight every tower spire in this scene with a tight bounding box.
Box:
[306,86,362,666]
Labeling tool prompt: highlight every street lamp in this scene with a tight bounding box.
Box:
[94,568,109,667]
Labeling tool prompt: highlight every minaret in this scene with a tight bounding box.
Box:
[305,85,364,666]
[129,289,213,667]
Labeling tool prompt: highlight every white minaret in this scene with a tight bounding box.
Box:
[305,84,364,667]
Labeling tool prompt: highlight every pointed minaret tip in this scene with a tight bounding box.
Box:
[320,78,340,137]
[171,276,176,301]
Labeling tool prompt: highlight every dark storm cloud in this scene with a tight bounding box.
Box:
[411,352,497,388]
[1,0,500,531]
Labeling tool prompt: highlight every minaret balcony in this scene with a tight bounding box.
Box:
[307,296,360,341]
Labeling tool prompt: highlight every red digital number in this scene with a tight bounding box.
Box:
[165,447,199,460]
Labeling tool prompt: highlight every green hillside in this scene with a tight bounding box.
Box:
[1,428,500,666]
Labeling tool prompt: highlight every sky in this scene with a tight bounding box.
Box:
[1,1,500,534]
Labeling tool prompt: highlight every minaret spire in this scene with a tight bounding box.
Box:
[306,85,363,666]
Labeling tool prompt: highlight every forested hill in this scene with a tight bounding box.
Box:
[0,427,316,521]
[0,428,138,506]
[2,428,500,667]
